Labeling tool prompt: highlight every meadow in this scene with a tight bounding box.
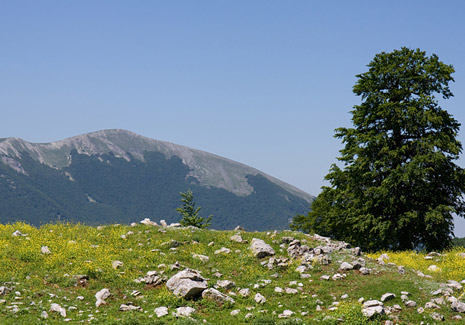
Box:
[0,222,464,324]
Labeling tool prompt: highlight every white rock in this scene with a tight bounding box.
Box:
[230,309,241,316]
[404,300,417,307]
[174,306,195,317]
[427,265,441,272]
[285,288,298,294]
[112,261,124,269]
[41,246,51,254]
[95,288,111,307]
[230,234,244,242]
[278,309,294,318]
[250,238,275,258]
[41,311,49,319]
[340,262,353,271]
[380,293,396,302]
[50,303,66,317]
[202,288,235,304]
[140,218,158,226]
[160,220,168,227]
[275,287,283,293]
[192,254,209,263]
[238,288,250,297]
[254,293,266,304]
[166,269,208,298]
[154,306,169,317]
[217,280,235,290]
[214,247,231,254]
[119,304,141,311]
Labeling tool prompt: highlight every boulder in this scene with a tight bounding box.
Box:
[174,306,196,317]
[380,293,396,302]
[362,300,384,318]
[166,269,208,299]
[250,238,275,258]
[451,301,465,313]
[340,262,353,271]
[202,288,235,304]
[217,280,235,290]
[95,288,111,307]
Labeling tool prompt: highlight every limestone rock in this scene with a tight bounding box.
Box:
[214,247,231,255]
[255,293,266,304]
[230,234,244,243]
[238,288,250,297]
[451,301,465,313]
[340,262,353,271]
[95,288,111,307]
[192,254,209,263]
[50,303,66,317]
[112,260,124,269]
[119,304,141,311]
[380,293,396,302]
[362,300,384,318]
[41,246,51,254]
[166,269,208,299]
[250,238,275,258]
[217,280,235,290]
[174,306,196,317]
[140,218,158,226]
[154,306,169,317]
[202,288,235,304]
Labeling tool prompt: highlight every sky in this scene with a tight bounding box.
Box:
[2,1,465,235]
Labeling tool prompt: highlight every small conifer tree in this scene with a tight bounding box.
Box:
[176,190,212,228]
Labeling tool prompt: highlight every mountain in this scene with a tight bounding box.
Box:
[0,129,313,230]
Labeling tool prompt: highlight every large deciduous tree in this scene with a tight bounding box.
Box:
[291,47,465,251]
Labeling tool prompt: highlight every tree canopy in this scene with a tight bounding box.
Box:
[291,47,465,251]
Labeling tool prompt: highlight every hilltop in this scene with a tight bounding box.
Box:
[1,221,465,324]
[0,129,313,229]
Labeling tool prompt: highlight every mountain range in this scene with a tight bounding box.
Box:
[0,129,313,230]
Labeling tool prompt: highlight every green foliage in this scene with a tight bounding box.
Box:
[292,47,465,251]
[452,237,465,248]
[176,190,212,228]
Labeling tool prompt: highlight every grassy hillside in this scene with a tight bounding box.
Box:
[1,222,465,324]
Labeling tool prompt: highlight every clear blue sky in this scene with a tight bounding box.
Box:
[2,1,465,235]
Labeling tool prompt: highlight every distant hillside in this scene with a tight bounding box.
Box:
[0,129,313,230]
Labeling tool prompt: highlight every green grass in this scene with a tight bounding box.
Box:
[0,222,464,324]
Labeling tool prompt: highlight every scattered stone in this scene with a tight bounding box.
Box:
[320,275,330,281]
[192,254,209,263]
[234,226,245,231]
[41,311,49,319]
[278,309,294,318]
[140,218,158,226]
[119,304,141,311]
[160,220,168,227]
[285,288,298,294]
[231,309,241,316]
[275,287,283,293]
[238,288,250,297]
[332,273,344,280]
[362,300,384,318]
[230,234,244,243]
[431,289,443,296]
[112,260,124,269]
[41,246,51,254]
[174,306,195,317]
[359,267,371,275]
[217,280,235,290]
[452,315,463,320]
[427,265,441,272]
[255,293,266,304]
[214,247,231,255]
[202,288,235,304]
[431,312,445,321]
[451,301,465,313]
[404,300,417,307]
[0,287,11,296]
[12,230,26,237]
[95,288,111,307]
[425,302,440,309]
[50,303,67,317]
[447,280,463,291]
[341,294,349,299]
[340,262,353,271]
[250,238,275,258]
[154,306,169,317]
[166,269,208,299]
[380,293,396,302]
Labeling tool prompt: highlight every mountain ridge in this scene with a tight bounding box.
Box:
[0,129,313,230]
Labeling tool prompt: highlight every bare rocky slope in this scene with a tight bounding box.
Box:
[0,129,313,229]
